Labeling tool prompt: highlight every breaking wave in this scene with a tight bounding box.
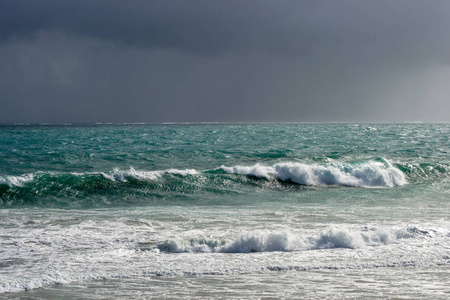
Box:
[0,168,201,207]
[156,226,436,253]
[2,158,449,207]
[220,159,406,187]
[0,174,34,187]
[100,167,198,182]
[2,224,447,294]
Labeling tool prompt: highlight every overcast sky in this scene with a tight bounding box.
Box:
[1,0,450,123]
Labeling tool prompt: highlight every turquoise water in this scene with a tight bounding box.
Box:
[1,123,449,298]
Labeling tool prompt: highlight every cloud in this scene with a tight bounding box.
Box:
[1,1,450,122]
[1,0,449,59]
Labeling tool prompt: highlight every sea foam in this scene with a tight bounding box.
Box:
[157,226,423,253]
[221,160,406,187]
[0,174,34,187]
[101,168,198,182]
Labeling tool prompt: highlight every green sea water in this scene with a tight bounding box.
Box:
[1,123,449,298]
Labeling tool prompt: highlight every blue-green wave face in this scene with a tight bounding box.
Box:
[1,123,449,208]
[1,160,448,208]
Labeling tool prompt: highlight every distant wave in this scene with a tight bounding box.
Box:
[220,159,406,187]
[156,226,436,253]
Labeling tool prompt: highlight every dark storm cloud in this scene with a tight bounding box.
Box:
[1,0,450,123]
[2,0,450,58]
[0,0,292,54]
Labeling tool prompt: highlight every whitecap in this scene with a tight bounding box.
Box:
[221,159,406,187]
[156,225,432,254]
[100,167,198,182]
[0,174,34,187]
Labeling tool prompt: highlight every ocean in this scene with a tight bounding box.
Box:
[1,123,449,299]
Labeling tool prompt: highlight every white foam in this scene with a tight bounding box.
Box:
[0,174,34,187]
[221,165,275,180]
[221,160,406,187]
[101,168,198,182]
[314,227,393,249]
[222,230,308,253]
[1,214,447,294]
[157,237,227,253]
[156,226,424,254]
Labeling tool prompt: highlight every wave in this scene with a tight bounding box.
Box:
[220,159,406,187]
[0,168,202,207]
[2,158,448,207]
[156,226,436,253]
[100,167,198,182]
[1,222,447,294]
[0,168,198,188]
[0,174,34,187]
[395,162,450,181]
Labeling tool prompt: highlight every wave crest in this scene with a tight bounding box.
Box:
[0,174,34,187]
[221,160,406,187]
[156,226,426,254]
[101,168,198,182]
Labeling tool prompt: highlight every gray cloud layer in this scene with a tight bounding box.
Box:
[1,0,450,122]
